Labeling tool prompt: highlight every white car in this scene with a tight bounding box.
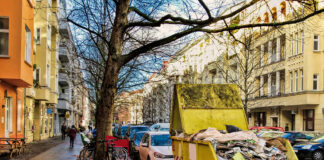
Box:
[139,131,173,160]
[150,123,170,132]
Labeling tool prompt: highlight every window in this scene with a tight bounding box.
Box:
[301,70,303,91]
[301,31,304,53]
[295,32,298,55]
[313,74,318,90]
[5,97,13,134]
[290,72,293,93]
[62,89,65,93]
[254,112,266,126]
[280,2,286,16]
[46,64,50,86]
[314,35,319,51]
[36,68,40,83]
[35,28,40,44]
[290,34,293,56]
[47,25,51,49]
[0,17,9,56]
[25,25,31,64]
[17,99,21,132]
[295,71,298,92]
[303,110,314,131]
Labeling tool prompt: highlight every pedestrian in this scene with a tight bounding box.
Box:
[88,125,92,131]
[68,125,77,148]
[61,122,67,140]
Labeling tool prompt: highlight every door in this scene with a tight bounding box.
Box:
[139,133,150,160]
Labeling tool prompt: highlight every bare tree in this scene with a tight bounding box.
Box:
[66,0,324,158]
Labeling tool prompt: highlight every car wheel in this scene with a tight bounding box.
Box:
[312,150,323,160]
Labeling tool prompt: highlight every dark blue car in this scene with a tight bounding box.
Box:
[293,135,324,160]
[126,125,150,140]
[282,132,313,145]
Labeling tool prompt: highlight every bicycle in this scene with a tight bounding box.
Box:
[79,139,128,160]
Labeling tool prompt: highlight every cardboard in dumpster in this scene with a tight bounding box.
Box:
[179,127,288,160]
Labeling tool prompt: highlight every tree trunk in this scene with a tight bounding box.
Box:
[94,58,120,159]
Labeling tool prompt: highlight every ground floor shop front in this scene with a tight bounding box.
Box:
[24,98,56,142]
[249,105,324,132]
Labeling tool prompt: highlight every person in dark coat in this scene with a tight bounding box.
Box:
[61,122,67,140]
[68,125,77,148]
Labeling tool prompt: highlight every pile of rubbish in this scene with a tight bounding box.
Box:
[183,127,288,160]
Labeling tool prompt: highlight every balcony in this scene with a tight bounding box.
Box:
[57,99,70,110]
[35,87,51,101]
[59,46,69,62]
[59,93,70,101]
[48,92,58,104]
[59,20,69,36]
[59,72,69,87]
[26,88,35,98]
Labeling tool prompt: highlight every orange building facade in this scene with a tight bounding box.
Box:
[0,0,34,138]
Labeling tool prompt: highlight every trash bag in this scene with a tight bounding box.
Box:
[226,125,242,133]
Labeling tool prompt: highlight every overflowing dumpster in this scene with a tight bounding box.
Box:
[169,84,298,160]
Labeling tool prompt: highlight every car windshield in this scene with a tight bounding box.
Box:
[131,127,149,135]
[151,134,171,146]
[311,135,324,143]
[135,132,146,142]
[159,128,169,131]
[121,127,128,136]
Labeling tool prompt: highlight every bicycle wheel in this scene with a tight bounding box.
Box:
[79,148,85,160]
[83,149,94,160]
[112,147,128,160]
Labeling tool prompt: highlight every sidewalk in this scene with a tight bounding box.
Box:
[30,134,82,160]
[9,136,63,160]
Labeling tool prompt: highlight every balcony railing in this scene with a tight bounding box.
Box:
[57,99,70,110]
[59,93,70,101]
[59,46,69,62]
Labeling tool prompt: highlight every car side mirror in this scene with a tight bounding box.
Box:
[141,143,148,147]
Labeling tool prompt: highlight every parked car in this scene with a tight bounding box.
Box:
[126,125,150,140]
[113,124,119,137]
[138,131,173,160]
[293,135,324,160]
[282,132,313,145]
[249,126,284,133]
[117,125,129,139]
[130,131,148,160]
[149,123,170,131]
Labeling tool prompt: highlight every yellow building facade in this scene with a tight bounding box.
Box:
[25,0,59,142]
[247,3,324,132]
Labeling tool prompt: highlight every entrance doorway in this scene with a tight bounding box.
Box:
[271,117,278,127]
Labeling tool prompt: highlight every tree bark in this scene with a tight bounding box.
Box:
[94,58,120,159]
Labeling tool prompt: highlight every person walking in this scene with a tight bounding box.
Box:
[68,125,77,148]
[61,122,67,140]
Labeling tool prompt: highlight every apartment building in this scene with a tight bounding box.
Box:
[23,0,60,142]
[249,16,324,132]
[198,1,324,132]
[0,0,34,138]
[113,90,144,124]
[57,0,85,131]
[142,35,221,123]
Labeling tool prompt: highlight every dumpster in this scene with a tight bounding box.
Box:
[169,84,298,160]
